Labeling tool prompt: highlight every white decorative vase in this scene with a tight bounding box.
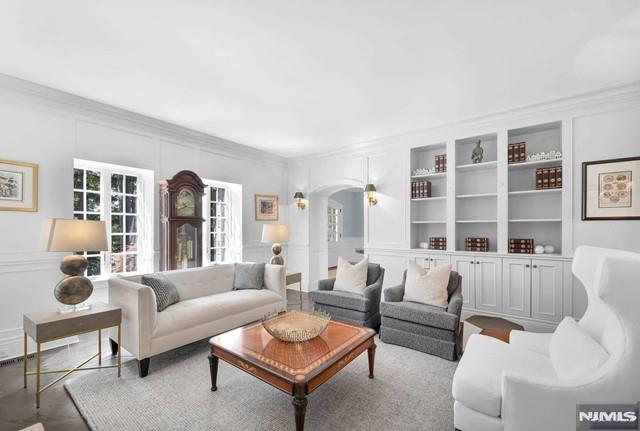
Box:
[534,245,545,254]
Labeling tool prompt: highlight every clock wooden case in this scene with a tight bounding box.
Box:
[160,170,205,271]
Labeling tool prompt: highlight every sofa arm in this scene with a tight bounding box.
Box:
[264,264,286,308]
[108,278,156,360]
[318,278,336,291]
[383,284,404,302]
[363,268,385,311]
[447,285,463,318]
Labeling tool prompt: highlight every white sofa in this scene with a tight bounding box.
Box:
[108,263,286,377]
[452,246,640,431]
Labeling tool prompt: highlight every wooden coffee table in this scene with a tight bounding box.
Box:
[208,318,376,431]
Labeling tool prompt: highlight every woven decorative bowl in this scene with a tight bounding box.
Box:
[262,310,331,342]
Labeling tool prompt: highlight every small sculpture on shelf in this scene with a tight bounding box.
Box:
[471,140,484,164]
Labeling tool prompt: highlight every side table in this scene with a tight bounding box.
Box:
[286,271,303,310]
[463,314,524,346]
[23,302,122,408]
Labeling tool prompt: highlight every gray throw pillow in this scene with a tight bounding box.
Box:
[234,262,265,290]
[141,273,180,312]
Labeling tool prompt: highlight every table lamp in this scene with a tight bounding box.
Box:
[261,224,289,265]
[43,219,109,312]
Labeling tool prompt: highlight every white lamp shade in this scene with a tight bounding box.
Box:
[261,224,289,243]
[43,219,109,252]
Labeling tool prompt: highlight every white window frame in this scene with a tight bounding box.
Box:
[327,199,343,243]
[203,179,242,264]
[74,159,154,280]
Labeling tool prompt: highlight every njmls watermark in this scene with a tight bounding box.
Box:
[577,403,639,430]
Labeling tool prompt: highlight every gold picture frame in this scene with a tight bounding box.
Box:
[255,194,279,221]
[0,159,38,212]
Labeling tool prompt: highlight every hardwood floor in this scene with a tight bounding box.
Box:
[0,290,311,431]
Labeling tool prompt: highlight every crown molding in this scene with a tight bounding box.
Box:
[291,79,640,163]
[0,74,287,166]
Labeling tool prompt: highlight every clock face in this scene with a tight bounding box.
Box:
[176,189,196,217]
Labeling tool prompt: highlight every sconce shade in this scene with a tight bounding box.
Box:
[261,224,289,243]
[364,184,376,192]
[43,219,109,252]
[293,191,305,200]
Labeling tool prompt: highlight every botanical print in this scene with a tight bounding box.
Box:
[0,169,23,201]
[598,170,631,208]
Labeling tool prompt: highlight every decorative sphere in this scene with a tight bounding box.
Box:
[419,242,429,249]
[544,245,555,254]
[60,255,88,276]
[54,276,93,305]
[534,245,545,254]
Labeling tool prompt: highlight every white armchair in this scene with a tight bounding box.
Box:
[452,246,640,431]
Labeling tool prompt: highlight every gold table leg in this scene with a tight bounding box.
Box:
[36,342,41,409]
[98,329,102,366]
[23,332,27,388]
[299,278,303,311]
[117,324,121,377]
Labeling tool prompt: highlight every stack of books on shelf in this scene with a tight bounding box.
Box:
[509,238,534,254]
[435,154,447,172]
[429,237,446,250]
[508,142,526,163]
[411,180,432,198]
[535,166,562,189]
[465,237,489,252]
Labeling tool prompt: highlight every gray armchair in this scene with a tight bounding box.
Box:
[310,263,385,328]
[380,270,462,360]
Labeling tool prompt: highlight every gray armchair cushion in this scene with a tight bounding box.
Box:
[310,289,371,313]
[317,278,336,291]
[447,278,463,317]
[380,300,458,331]
[366,263,382,286]
[383,285,405,302]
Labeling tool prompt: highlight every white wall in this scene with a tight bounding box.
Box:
[327,189,364,267]
[286,82,640,321]
[0,76,288,359]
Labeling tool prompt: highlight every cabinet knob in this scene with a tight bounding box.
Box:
[533,265,538,269]
[525,264,530,268]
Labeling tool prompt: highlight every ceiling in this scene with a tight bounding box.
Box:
[1,1,639,158]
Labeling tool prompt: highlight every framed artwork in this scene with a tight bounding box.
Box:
[0,159,38,212]
[255,194,279,221]
[582,156,640,220]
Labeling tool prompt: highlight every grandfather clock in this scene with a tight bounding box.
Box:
[160,170,205,270]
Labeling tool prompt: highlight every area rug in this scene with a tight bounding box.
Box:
[65,337,457,430]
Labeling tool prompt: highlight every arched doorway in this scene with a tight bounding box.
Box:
[307,180,365,286]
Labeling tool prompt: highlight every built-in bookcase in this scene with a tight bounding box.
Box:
[507,121,563,254]
[410,143,447,249]
[409,121,567,256]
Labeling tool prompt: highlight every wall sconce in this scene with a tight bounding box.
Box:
[364,184,378,206]
[293,191,306,210]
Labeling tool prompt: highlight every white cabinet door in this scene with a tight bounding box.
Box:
[431,253,451,268]
[502,258,531,317]
[451,255,475,309]
[531,259,563,322]
[475,256,503,313]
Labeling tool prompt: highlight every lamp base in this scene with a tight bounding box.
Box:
[270,243,285,266]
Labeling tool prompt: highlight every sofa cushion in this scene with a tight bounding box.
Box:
[334,256,369,295]
[403,260,451,307]
[550,317,609,380]
[233,262,265,290]
[380,300,458,331]
[452,334,556,417]
[163,264,235,300]
[311,289,371,312]
[141,273,180,312]
[153,289,281,337]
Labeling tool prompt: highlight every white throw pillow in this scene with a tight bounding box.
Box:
[333,256,369,295]
[403,260,451,307]
[549,317,609,380]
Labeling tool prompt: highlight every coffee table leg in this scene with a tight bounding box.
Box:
[292,385,308,431]
[368,342,377,379]
[208,355,219,392]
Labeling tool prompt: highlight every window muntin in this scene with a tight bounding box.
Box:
[209,186,227,263]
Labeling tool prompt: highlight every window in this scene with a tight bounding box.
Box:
[208,186,227,263]
[327,203,342,242]
[73,160,153,278]
[203,180,242,264]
